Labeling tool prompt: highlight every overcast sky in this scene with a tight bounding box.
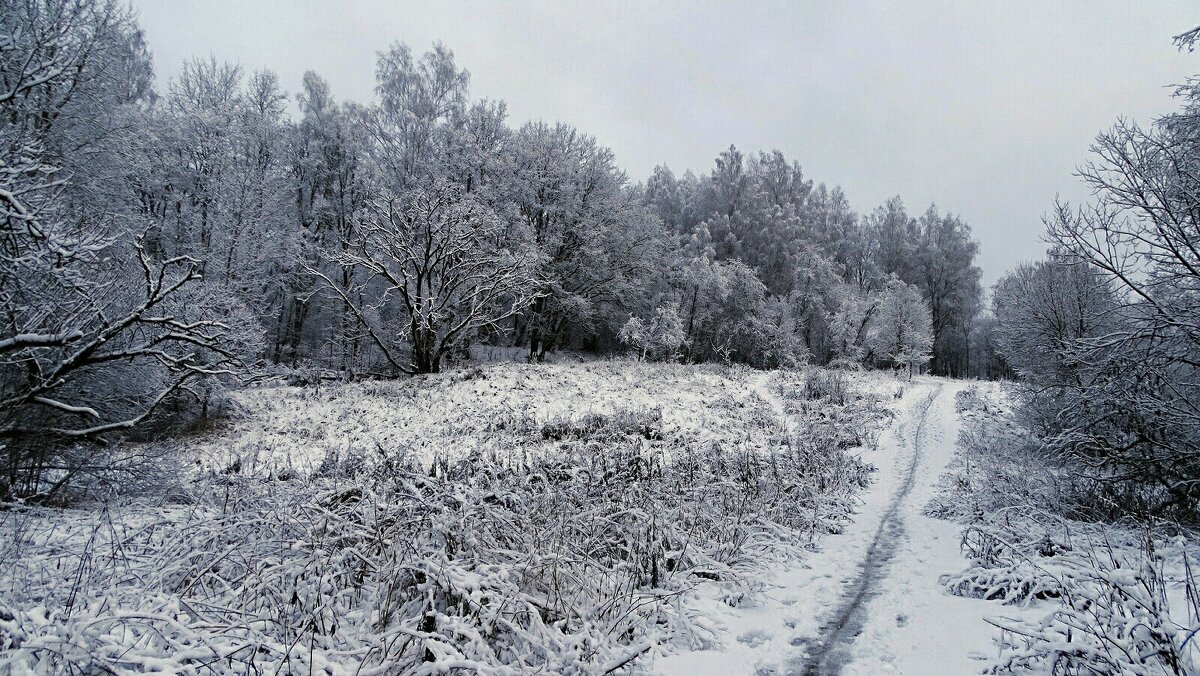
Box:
[131,1,1198,287]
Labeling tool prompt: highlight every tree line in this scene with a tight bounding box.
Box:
[0,0,985,497]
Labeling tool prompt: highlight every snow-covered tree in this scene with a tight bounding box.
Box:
[1001,78,1200,510]
[826,283,876,368]
[914,206,982,376]
[313,181,538,374]
[1,0,243,499]
[134,58,296,368]
[992,255,1116,384]
[868,278,933,378]
[511,122,667,360]
[284,71,372,369]
[787,246,842,362]
[966,310,1010,380]
[367,42,468,191]
[619,305,686,361]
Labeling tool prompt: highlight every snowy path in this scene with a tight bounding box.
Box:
[792,386,939,674]
[653,378,1000,675]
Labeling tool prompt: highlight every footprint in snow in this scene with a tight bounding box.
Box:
[738,629,772,648]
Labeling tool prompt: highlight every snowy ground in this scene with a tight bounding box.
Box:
[652,378,1026,675]
[187,360,789,475]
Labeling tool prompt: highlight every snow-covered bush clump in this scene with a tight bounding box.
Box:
[619,305,687,362]
[802,369,849,406]
[935,384,1200,676]
[973,525,1198,675]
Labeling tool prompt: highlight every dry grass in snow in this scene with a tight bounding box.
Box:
[188,360,803,476]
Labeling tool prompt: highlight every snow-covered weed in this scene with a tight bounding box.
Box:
[942,512,1067,605]
[802,369,848,406]
[944,509,1200,675]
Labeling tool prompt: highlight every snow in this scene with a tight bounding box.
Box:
[835,380,1038,674]
[651,378,1027,675]
[189,360,777,476]
[1,361,896,674]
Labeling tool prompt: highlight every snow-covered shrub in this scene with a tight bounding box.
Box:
[936,382,1188,527]
[939,508,1071,605]
[945,512,1200,675]
[928,384,1074,522]
[955,383,986,413]
[936,383,1200,675]
[803,369,848,406]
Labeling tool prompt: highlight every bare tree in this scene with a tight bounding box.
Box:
[1031,88,1200,511]
[1,0,243,500]
[1,247,242,495]
[311,181,538,374]
[1174,25,1200,52]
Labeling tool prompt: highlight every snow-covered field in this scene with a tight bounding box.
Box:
[10,363,1185,674]
[189,360,799,475]
[0,360,902,674]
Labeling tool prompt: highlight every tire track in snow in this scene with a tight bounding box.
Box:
[792,383,942,675]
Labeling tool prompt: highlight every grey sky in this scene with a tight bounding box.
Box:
[131,1,1198,288]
